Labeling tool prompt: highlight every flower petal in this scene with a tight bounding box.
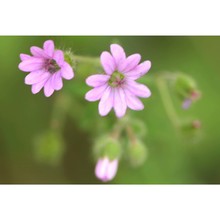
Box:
[44,78,55,97]
[25,70,50,85]
[125,60,151,80]
[106,160,118,181]
[20,54,31,61]
[121,54,141,73]
[95,158,109,181]
[51,71,63,91]
[125,79,151,98]
[100,51,116,75]
[113,88,127,118]
[110,44,126,70]
[86,74,110,87]
[124,89,144,110]
[31,78,48,94]
[182,99,192,109]
[19,58,45,72]
[43,40,54,57]
[85,84,107,102]
[98,86,113,116]
[61,62,74,80]
[53,50,64,66]
[30,46,49,58]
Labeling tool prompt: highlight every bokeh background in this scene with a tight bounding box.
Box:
[0,36,219,184]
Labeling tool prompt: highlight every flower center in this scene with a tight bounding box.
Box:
[108,72,125,87]
[45,59,60,74]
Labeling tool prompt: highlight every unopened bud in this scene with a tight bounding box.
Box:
[180,119,202,138]
[93,136,121,161]
[174,74,201,109]
[192,120,201,129]
[95,157,118,182]
[64,50,76,69]
[127,140,148,167]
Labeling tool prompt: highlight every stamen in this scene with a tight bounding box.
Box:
[108,72,125,87]
[45,59,60,74]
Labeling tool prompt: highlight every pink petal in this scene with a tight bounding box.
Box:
[19,58,45,72]
[95,158,109,181]
[98,86,113,116]
[43,40,54,57]
[86,74,110,87]
[20,54,31,61]
[30,46,49,58]
[125,79,151,98]
[121,54,141,73]
[25,70,50,85]
[44,78,55,97]
[125,60,151,80]
[85,84,108,102]
[182,99,192,109]
[61,62,74,80]
[106,160,118,181]
[51,71,63,91]
[53,50,64,66]
[113,88,127,118]
[31,78,48,94]
[110,44,126,70]
[100,51,116,75]
[124,89,144,110]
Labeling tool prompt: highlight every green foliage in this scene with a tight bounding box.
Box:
[33,130,65,166]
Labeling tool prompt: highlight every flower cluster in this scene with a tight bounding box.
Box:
[19,40,152,183]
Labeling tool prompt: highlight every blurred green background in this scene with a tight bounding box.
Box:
[0,36,219,184]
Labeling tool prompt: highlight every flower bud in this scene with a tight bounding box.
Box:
[95,157,118,182]
[93,136,121,161]
[64,50,76,69]
[127,140,148,167]
[180,119,202,139]
[174,74,201,109]
[33,130,65,166]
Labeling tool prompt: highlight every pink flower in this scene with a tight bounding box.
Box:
[95,157,118,182]
[18,40,74,97]
[85,44,151,118]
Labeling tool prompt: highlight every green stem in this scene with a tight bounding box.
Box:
[50,93,70,132]
[111,119,125,140]
[74,55,100,65]
[126,125,136,145]
[156,75,180,129]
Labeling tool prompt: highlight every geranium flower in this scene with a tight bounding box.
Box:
[85,44,151,118]
[18,40,74,97]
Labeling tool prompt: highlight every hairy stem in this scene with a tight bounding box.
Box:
[74,55,100,65]
[126,125,137,145]
[156,75,180,129]
[50,93,71,131]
